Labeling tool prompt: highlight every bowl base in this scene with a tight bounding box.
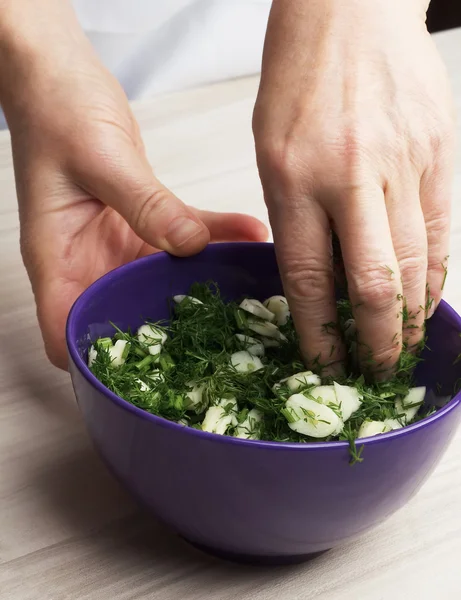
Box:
[183,538,329,566]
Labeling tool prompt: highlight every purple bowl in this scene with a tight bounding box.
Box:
[67,242,461,564]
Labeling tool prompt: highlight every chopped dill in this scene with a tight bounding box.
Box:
[441,257,449,291]
[382,265,395,278]
[88,282,449,464]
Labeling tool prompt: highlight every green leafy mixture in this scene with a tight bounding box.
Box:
[89,282,439,463]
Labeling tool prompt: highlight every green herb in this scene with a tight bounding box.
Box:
[442,257,449,291]
[382,265,395,278]
[88,282,447,460]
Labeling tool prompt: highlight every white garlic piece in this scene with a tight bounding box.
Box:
[285,394,341,438]
[108,339,129,367]
[135,378,151,392]
[261,337,281,348]
[202,398,238,435]
[280,371,321,392]
[185,382,207,413]
[308,385,337,405]
[239,298,275,322]
[247,319,287,342]
[235,408,264,440]
[235,334,265,357]
[230,351,264,373]
[357,418,403,439]
[395,386,426,423]
[263,295,290,326]
[137,324,168,346]
[88,345,98,367]
[173,295,203,305]
[333,382,363,421]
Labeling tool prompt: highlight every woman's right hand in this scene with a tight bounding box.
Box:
[253,0,455,377]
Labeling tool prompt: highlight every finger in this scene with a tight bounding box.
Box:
[269,198,345,375]
[420,154,454,319]
[73,143,210,257]
[136,211,269,258]
[193,210,269,242]
[386,178,427,350]
[333,184,402,377]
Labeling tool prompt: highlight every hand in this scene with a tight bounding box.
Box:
[253,0,455,376]
[1,10,267,369]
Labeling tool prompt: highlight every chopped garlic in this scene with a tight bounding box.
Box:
[230,350,264,373]
[137,324,167,362]
[357,420,387,438]
[140,370,164,398]
[333,382,363,421]
[235,408,263,439]
[202,397,238,435]
[173,295,203,305]
[147,343,163,359]
[344,319,356,339]
[384,418,403,431]
[261,337,281,348]
[185,382,207,413]
[239,298,275,322]
[135,378,151,392]
[147,369,164,384]
[247,319,287,342]
[108,339,129,367]
[395,386,426,423]
[309,385,337,405]
[88,345,98,367]
[137,324,168,346]
[263,295,290,326]
[334,419,345,436]
[280,371,321,392]
[285,394,340,438]
[235,334,265,357]
[357,418,403,439]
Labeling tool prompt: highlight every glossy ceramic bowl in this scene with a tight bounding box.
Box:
[67,243,461,564]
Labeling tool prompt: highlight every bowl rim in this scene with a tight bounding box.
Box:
[66,242,461,452]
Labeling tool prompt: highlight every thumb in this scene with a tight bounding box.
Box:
[77,142,210,256]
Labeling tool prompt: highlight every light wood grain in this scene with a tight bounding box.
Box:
[0,27,460,600]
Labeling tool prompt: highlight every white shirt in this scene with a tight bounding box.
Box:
[0,0,270,128]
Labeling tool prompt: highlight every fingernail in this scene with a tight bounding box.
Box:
[166,217,203,248]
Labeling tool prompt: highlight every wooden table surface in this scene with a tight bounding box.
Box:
[1,27,460,600]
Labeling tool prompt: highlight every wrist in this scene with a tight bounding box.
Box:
[0,0,92,119]
[268,0,430,32]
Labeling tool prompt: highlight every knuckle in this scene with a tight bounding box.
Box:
[256,137,306,194]
[334,122,383,180]
[131,187,169,234]
[426,212,450,240]
[361,345,401,374]
[283,259,333,303]
[399,254,427,289]
[338,128,369,168]
[427,257,447,275]
[404,325,424,350]
[427,257,447,304]
[425,117,456,155]
[351,268,399,313]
